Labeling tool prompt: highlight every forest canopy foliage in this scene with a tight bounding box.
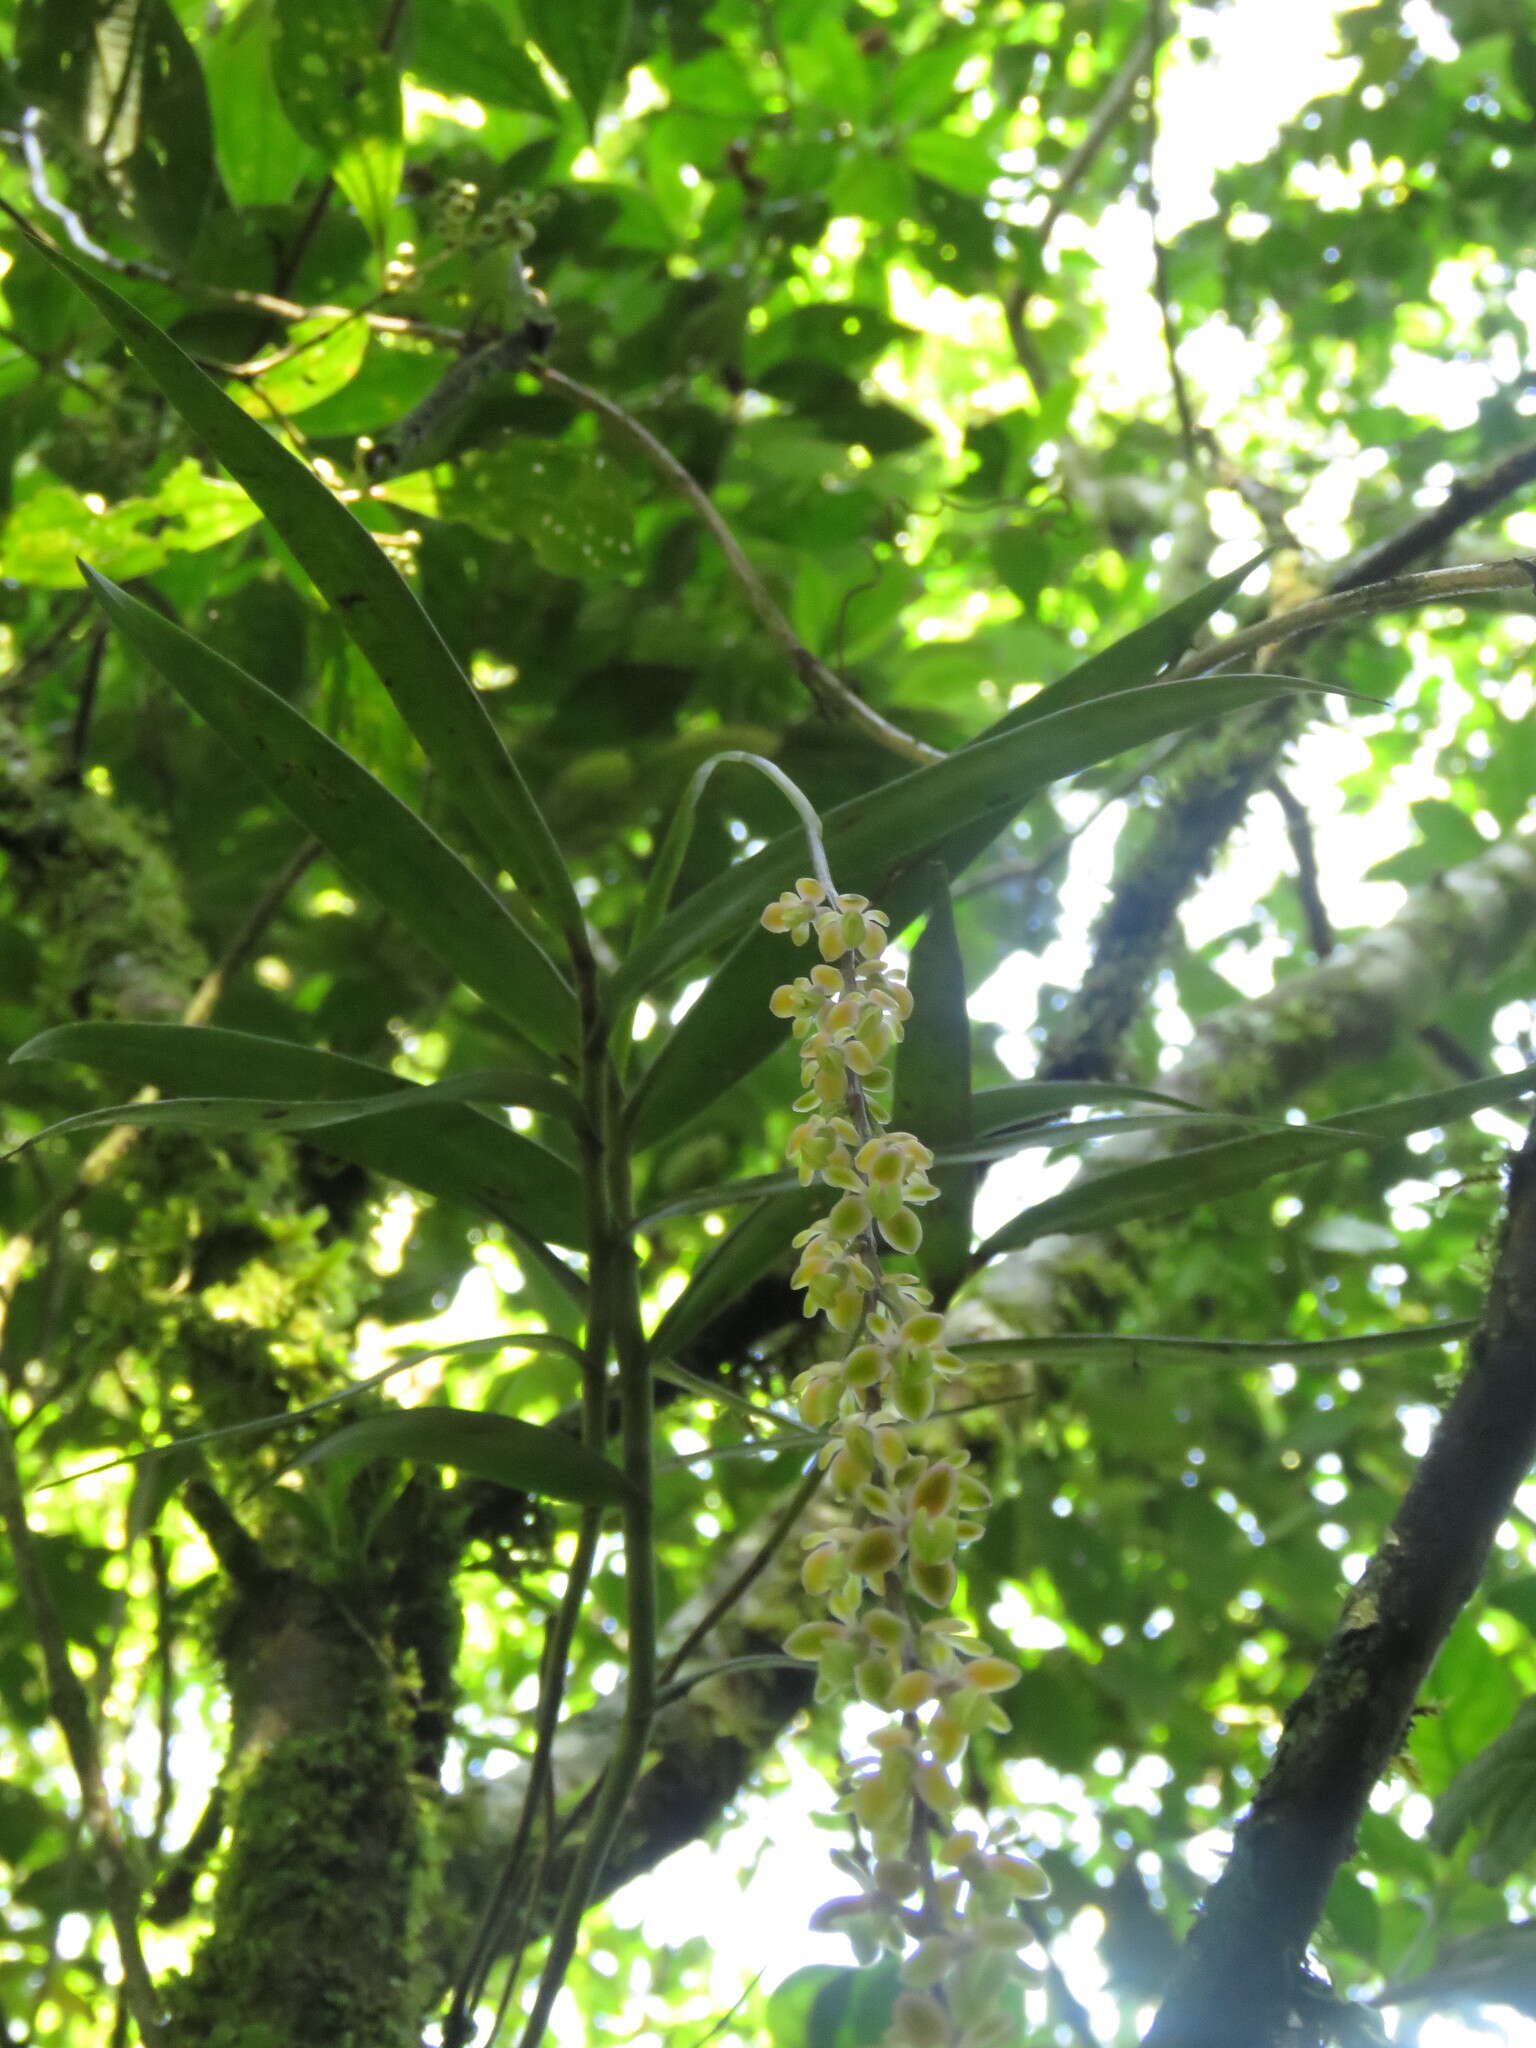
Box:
[2,3,1536,2047]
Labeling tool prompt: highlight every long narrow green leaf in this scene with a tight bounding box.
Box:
[892,867,973,1300]
[2,1068,582,1155]
[631,1110,1295,1229]
[628,674,1311,1149]
[946,1320,1474,1374]
[975,550,1267,733]
[81,567,576,1054]
[972,1079,1206,1129]
[620,552,1272,1018]
[18,218,578,937]
[12,1023,586,1248]
[299,1406,636,1508]
[39,1332,579,1492]
[975,1065,1536,1261]
[623,674,1298,1010]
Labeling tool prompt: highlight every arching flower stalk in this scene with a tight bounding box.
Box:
[764,876,1049,2048]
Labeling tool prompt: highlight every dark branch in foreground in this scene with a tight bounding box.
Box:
[1143,1104,1536,2048]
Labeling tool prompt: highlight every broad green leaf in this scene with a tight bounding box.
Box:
[410,0,559,116]
[523,0,632,132]
[17,220,579,940]
[1430,1698,1536,1881]
[0,464,262,589]
[627,673,1308,1150]
[17,0,217,258]
[974,1065,1536,1260]
[80,568,575,1055]
[949,1322,1475,1375]
[238,316,371,419]
[440,444,637,580]
[299,1406,636,1508]
[12,1024,586,1249]
[892,867,973,1299]
[272,0,403,257]
[764,1961,905,2048]
[203,0,323,205]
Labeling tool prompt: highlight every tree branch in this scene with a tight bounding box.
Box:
[0,183,462,346]
[1334,436,1536,590]
[1139,0,1199,467]
[1004,24,1155,388]
[1144,1104,1536,2048]
[539,367,943,768]
[1266,774,1335,959]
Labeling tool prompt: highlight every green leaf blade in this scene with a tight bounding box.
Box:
[523,0,632,132]
[81,566,576,1056]
[974,1065,1536,1261]
[300,1407,636,1509]
[892,867,974,1300]
[628,674,1307,1150]
[12,1024,586,1249]
[18,221,578,938]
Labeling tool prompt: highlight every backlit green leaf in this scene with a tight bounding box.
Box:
[80,567,576,1055]
[627,673,1309,1149]
[17,220,579,941]
[975,1066,1536,1260]
[299,1406,636,1508]
[12,1024,586,1248]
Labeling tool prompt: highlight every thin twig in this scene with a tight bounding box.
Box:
[0,596,92,698]
[1267,774,1334,958]
[1003,24,1155,389]
[510,1065,657,2048]
[1139,0,1199,466]
[1040,26,1156,247]
[61,626,106,788]
[0,1413,163,2039]
[146,1535,175,1862]
[443,1505,604,2044]
[540,367,943,768]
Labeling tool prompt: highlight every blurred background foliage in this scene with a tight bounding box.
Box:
[1,0,1536,2043]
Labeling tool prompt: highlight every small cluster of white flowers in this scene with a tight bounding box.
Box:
[763,878,1046,2048]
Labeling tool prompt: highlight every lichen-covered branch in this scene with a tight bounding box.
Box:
[1034,700,1294,1082]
